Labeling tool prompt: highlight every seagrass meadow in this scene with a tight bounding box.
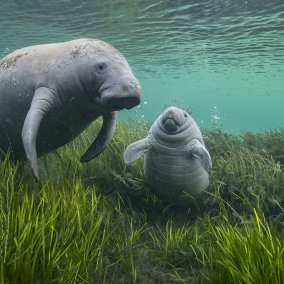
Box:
[0,119,284,283]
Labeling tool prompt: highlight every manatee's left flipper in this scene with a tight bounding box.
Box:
[124,135,154,165]
[80,111,116,162]
[22,87,59,182]
[187,139,212,173]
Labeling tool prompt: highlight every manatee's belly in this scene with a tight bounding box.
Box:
[0,103,31,158]
[0,106,97,159]
[144,146,209,202]
[36,111,94,157]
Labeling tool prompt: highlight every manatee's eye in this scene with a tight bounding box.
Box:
[96,62,107,74]
[183,112,188,118]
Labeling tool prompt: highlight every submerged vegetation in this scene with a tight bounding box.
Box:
[0,119,284,283]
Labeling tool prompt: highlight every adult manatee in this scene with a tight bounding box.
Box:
[124,107,212,204]
[0,38,141,181]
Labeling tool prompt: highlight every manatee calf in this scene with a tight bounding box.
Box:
[0,38,141,181]
[124,107,212,204]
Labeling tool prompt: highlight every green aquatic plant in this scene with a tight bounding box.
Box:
[148,217,212,282]
[203,210,284,283]
[0,178,109,283]
[241,129,284,166]
[0,121,284,283]
[204,128,284,226]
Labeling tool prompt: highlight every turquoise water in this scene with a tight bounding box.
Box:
[1,0,283,132]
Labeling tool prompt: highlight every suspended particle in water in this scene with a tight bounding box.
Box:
[1,47,10,57]
[211,106,222,128]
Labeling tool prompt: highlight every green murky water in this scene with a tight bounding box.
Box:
[1,0,283,132]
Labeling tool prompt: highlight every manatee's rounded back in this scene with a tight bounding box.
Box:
[144,107,210,204]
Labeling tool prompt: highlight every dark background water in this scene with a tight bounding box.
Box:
[1,0,283,132]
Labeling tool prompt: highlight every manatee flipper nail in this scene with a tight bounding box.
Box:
[80,111,117,162]
[22,87,58,181]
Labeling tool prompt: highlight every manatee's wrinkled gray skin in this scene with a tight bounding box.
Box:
[0,38,141,181]
[124,107,212,204]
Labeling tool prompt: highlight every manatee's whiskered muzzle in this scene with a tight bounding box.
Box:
[99,79,141,110]
[117,79,141,109]
[163,118,179,132]
[158,107,191,134]
[161,109,182,126]
[118,96,140,109]
[126,81,141,108]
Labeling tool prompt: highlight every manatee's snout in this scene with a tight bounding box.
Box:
[161,107,182,132]
[163,119,178,132]
[100,76,141,110]
[158,107,191,134]
[122,80,141,109]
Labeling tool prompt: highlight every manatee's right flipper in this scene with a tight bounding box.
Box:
[187,139,212,173]
[123,135,154,165]
[22,87,59,182]
[80,111,117,162]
